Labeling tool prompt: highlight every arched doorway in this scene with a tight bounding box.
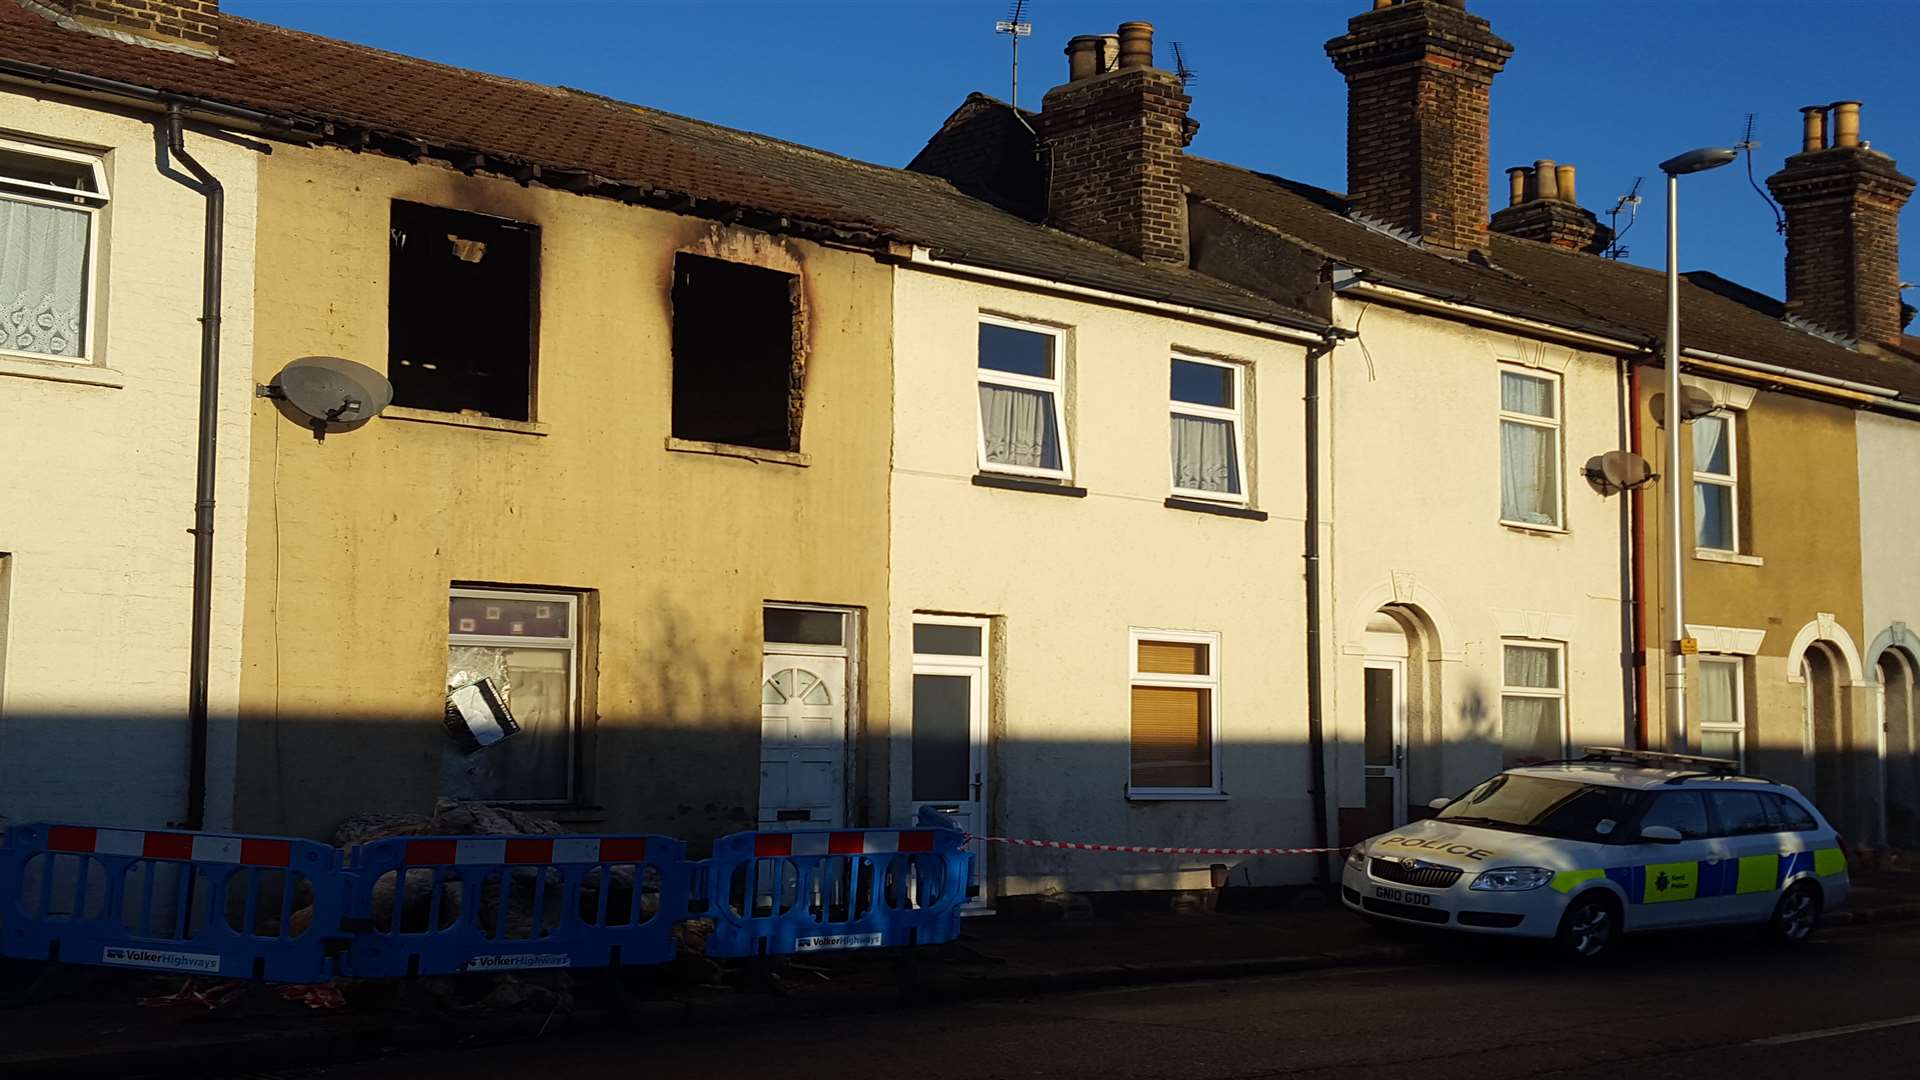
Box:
[1881,649,1919,847]
[1802,644,1846,826]
[1360,606,1444,831]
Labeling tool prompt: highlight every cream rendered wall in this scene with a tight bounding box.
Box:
[0,92,255,828]
[890,268,1316,896]
[1326,300,1627,831]
[1859,412,1920,664]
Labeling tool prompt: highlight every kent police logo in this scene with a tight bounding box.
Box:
[1655,871,1671,892]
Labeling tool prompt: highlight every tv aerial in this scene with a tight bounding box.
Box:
[258,355,394,441]
[1737,112,1786,235]
[1602,176,1642,261]
[1171,41,1198,88]
[996,1,1033,109]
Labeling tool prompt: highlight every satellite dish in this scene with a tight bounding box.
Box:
[263,356,393,440]
[1649,386,1719,425]
[1584,450,1655,494]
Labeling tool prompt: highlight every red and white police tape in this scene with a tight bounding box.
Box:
[968,834,1347,857]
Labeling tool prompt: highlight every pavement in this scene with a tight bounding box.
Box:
[1,868,1917,1078]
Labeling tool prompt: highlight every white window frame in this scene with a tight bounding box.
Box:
[1500,640,1567,764]
[1168,354,1249,505]
[1696,654,1746,767]
[0,137,109,366]
[1497,367,1564,530]
[1692,410,1740,553]
[976,313,1072,480]
[1126,627,1224,799]
[447,586,580,804]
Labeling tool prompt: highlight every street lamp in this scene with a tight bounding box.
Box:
[1658,145,1738,753]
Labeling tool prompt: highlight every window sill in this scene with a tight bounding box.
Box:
[383,407,548,436]
[0,352,125,388]
[1694,549,1764,567]
[1125,789,1229,802]
[972,473,1087,498]
[666,437,810,467]
[1165,497,1267,521]
[1501,521,1569,537]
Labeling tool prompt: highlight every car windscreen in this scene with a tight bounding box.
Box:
[1435,774,1644,842]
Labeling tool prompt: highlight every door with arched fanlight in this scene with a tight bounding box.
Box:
[1882,650,1919,847]
[1361,611,1410,833]
[760,605,853,829]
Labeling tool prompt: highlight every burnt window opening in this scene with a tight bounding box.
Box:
[389,201,538,422]
[671,253,802,452]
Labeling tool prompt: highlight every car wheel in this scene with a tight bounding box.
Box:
[1554,893,1620,961]
[1766,881,1822,945]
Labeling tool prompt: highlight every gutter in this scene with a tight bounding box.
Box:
[1337,278,1648,353]
[910,247,1333,344]
[0,56,310,135]
[164,105,224,832]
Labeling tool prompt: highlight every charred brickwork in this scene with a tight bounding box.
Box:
[33,0,219,50]
[1767,102,1915,346]
[1035,22,1193,266]
[1325,0,1512,255]
[1489,159,1611,254]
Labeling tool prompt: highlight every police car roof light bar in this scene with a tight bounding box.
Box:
[1579,746,1739,772]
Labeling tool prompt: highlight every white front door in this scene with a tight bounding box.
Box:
[910,617,989,903]
[760,652,848,829]
[1362,658,1407,832]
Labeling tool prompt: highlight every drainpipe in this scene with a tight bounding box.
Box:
[1304,334,1339,886]
[165,106,224,832]
[1625,359,1650,749]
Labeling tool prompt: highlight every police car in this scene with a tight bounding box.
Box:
[1341,748,1848,959]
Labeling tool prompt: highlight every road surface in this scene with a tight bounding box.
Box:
[304,923,1920,1079]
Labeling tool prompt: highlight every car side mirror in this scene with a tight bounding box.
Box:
[1639,825,1683,844]
[1427,797,1452,811]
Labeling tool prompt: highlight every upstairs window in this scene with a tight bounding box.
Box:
[1,138,108,362]
[1499,369,1562,528]
[977,317,1069,478]
[1693,411,1739,552]
[671,253,801,452]
[1169,356,1246,502]
[389,201,538,421]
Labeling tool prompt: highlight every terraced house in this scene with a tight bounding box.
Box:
[2,0,1916,905]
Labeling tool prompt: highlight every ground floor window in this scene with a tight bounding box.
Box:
[443,587,580,803]
[1128,629,1221,794]
[1697,656,1746,765]
[1501,641,1565,767]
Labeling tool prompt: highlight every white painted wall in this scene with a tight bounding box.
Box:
[0,92,255,829]
[1325,300,1629,824]
[889,268,1318,896]
[1859,412,1920,659]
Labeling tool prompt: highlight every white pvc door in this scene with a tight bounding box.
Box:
[760,653,847,828]
[910,617,990,904]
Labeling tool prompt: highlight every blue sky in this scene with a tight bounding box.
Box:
[227,1,1917,300]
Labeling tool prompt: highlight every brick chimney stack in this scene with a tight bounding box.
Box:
[1035,21,1195,265]
[1489,159,1613,254]
[1325,0,1513,255]
[28,0,220,55]
[1766,101,1914,345]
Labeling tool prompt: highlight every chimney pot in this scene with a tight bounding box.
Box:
[1556,164,1577,205]
[1372,0,1392,9]
[1117,21,1154,69]
[1801,106,1829,153]
[1533,159,1559,202]
[1832,101,1862,149]
[1506,167,1529,207]
[1066,35,1102,82]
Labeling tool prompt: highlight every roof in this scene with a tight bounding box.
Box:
[914,93,1920,406]
[1183,154,1920,402]
[0,5,1326,333]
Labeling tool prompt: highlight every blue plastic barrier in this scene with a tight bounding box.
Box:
[0,822,344,983]
[341,833,688,977]
[704,827,971,959]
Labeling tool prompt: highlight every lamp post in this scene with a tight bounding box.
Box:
[1657,146,1738,753]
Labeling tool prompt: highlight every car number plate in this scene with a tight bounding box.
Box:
[1375,886,1433,906]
